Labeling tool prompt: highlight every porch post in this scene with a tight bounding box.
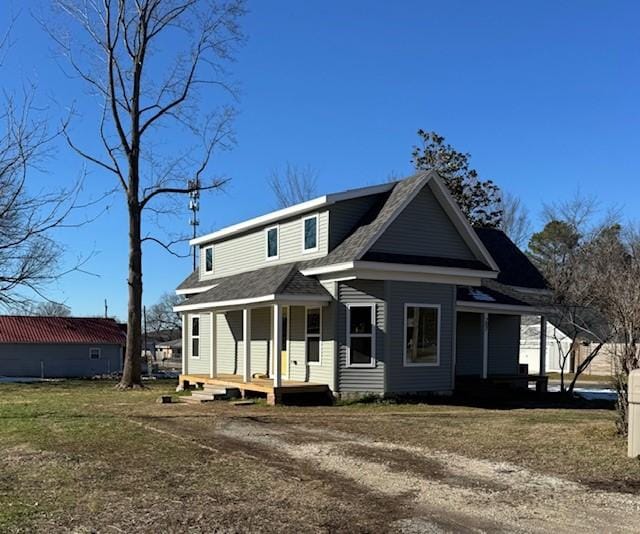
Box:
[181,313,188,375]
[243,308,251,382]
[482,312,489,379]
[273,303,282,388]
[209,312,216,378]
[539,315,547,376]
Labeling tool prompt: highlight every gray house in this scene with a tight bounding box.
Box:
[0,316,125,378]
[174,171,550,403]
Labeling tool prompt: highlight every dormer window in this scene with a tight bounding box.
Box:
[204,247,213,273]
[266,226,279,260]
[302,215,318,252]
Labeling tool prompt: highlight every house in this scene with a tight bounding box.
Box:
[520,317,616,377]
[155,338,182,362]
[174,171,551,403]
[0,316,126,378]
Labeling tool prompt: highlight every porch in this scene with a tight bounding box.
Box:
[179,373,331,404]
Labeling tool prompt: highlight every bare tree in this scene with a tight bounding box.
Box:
[0,19,91,310]
[268,163,319,208]
[48,0,246,388]
[146,292,183,338]
[23,301,73,316]
[499,192,531,248]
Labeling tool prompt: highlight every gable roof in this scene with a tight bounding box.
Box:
[174,262,330,311]
[301,171,498,273]
[0,316,126,345]
[474,228,548,290]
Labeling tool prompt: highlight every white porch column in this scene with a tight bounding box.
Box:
[273,303,282,388]
[482,312,489,379]
[209,312,217,378]
[181,313,188,375]
[539,315,547,376]
[243,308,251,382]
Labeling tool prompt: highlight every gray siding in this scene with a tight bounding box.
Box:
[385,281,455,393]
[0,343,122,378]
[455,312,483,376]
[488,314,521,375]
[337,280,386,393]
[370,182,475,260]
[200,211,329,280]
[328,195,384,250]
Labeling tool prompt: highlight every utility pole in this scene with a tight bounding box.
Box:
[104,299,108,319]
[188,178,201,271]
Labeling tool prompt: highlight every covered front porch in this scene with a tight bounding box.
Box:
[174,264,335,404]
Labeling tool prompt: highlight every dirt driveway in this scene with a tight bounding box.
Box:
[137,410,640,533]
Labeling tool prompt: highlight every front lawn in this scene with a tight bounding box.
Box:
[0,380,638,532]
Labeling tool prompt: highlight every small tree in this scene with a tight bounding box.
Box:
[49,0,246,389]
[268,163,319,208]
[411,130,502,227]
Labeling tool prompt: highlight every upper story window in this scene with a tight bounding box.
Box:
[404,304,440,366]
[191,316,200,358]
[204,246,214,273]
[347,304,375,367]
[302,215,318,252]
[266,226,279,260]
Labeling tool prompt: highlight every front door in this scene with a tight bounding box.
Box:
[281,307,289,377]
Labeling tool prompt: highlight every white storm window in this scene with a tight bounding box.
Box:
[191,316,200,358]
[204,247,214,273]
[404,304,440,366]
[266,226,279,260]
[347,304,375,367]
[302,215,318,252]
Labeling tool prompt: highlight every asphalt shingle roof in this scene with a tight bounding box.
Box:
[474,227,549,290]
[0,316,126,345]
[457,286,530,307]
[182,263,330,306]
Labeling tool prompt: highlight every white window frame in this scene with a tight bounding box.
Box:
[191,316,201,359]
[203,246,214,273]
[403,303,441,367]
[301,214,319,253]
[89,347,101,360]
[265,225,279,260]
[346,303,376,368]
[305,306,322,366]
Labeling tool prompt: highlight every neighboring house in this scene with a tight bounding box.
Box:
[0,316,125,378]
[174,171,551,402]
[520,317,616,377]
[155,338,182,361]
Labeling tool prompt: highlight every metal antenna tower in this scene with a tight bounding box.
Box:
[188,178,201,271]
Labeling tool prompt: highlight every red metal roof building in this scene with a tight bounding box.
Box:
[0,316,126,345]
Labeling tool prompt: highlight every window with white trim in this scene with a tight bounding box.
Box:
[191,316,200,358]
[404,304,439,366]
[89,347,101,360]
[306,307,321,364]
[204,246,213,273]
[266,226,279,259]
[347,304,375,366]
[302,214,318,252]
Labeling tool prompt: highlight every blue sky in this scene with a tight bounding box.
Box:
[5,0,639,319]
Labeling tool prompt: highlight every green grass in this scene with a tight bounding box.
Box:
[547,372,613,383]
[1,380,639,532]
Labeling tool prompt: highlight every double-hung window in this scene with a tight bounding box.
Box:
[191,316,200,358]
[347,304,375,367]
[404,304,440,366]
[266,226,279,260]
[89,347,101,360]
[204,246,213,273]
[306,307,321,364]
[302,215,318,252]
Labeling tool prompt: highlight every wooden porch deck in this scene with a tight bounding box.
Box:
[179,373,331,404]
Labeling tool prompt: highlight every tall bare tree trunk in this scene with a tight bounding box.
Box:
[120,198,143,388]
